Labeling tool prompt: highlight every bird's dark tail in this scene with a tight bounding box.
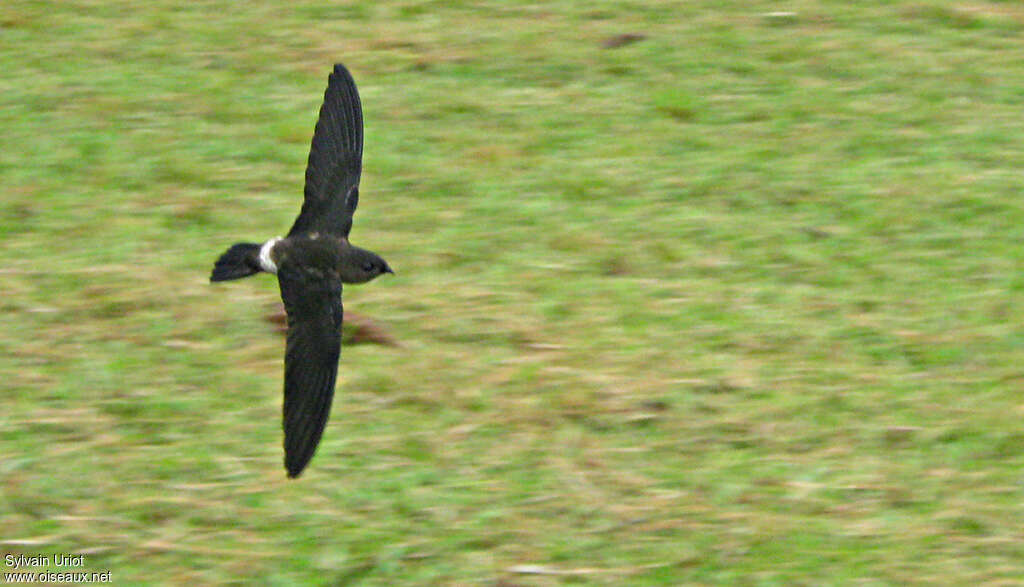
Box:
[210,243,262,282]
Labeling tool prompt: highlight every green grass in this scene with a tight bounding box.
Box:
[3,0,1024,584]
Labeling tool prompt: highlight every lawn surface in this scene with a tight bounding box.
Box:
[3,1,1024,584]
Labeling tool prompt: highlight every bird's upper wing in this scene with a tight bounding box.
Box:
[277,261,343,478]
[288,64,363,239]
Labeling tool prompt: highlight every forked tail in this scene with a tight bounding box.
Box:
[210,243,262,282]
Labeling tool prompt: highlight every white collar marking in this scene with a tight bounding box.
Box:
[259,237,282,274]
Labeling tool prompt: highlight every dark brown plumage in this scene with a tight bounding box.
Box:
[210,64,392,478]
[289,64,363,239]
[278,256,343,478]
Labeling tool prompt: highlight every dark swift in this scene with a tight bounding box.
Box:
[210,64,392,478]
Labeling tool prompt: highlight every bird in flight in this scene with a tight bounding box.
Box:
[210,64,393,478]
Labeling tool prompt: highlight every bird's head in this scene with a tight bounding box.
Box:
[341,246,394,284]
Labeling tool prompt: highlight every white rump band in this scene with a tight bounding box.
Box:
[259,237,282,274]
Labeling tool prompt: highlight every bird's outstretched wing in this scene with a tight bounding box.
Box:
[288,63,363,239]
[277,262,343,478]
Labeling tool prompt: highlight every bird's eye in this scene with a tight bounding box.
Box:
[362,263,375,272]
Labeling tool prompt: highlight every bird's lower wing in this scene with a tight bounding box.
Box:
[277,264,343,478]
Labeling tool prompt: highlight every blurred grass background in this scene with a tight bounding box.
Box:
[3,0,1024,584]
